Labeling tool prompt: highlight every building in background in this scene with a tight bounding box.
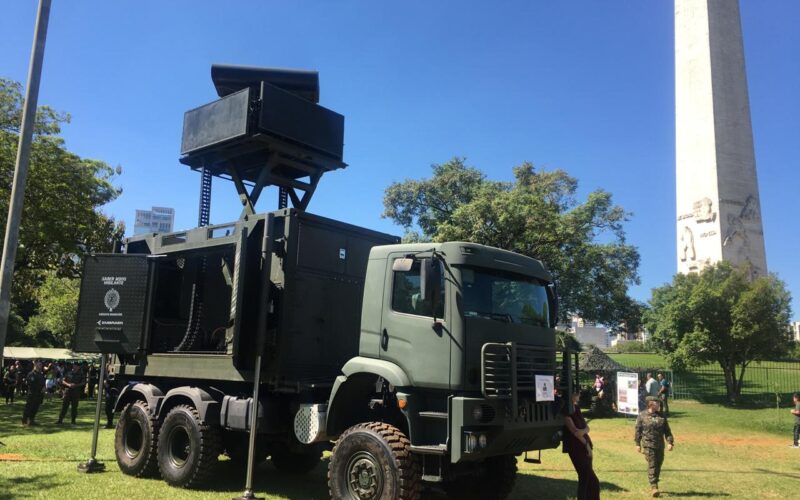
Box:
[134,206,175,235]
[568,316,611,349]
[790,321,800,343]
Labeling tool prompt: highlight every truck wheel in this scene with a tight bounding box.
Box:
[444,454,517,500]
[157,404,221,488]
[270,442,323,474]
[115,400,160,477]
[328,422,420,500]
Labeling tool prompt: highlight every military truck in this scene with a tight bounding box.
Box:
[73,65,575,500]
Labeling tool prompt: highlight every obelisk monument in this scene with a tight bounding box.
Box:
[674,0,767,275]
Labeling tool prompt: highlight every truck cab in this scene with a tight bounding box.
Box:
[324,242,571,498]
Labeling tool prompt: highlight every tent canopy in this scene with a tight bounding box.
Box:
[579,346,629,372]
[3,346,99,361]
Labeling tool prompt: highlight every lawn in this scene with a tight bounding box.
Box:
[1,398,798,499]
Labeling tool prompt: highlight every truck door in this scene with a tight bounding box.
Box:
[379,254,451,389]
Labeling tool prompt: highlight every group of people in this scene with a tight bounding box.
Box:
[1,359,113,428]
[643,372,671,415]
[563,379,675,499]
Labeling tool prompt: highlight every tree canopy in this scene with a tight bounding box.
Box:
[383,158,641,328]
[644,261,793,403]
[0,78,123,345]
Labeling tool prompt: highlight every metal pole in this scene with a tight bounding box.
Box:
[0,0,52,368]
[78,353,107,473]
[234,214,273,500]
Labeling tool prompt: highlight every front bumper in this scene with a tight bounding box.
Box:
[449,396,563,463]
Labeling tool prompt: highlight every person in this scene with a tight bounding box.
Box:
[791,392,800,449]
[16,361,28,397]
[87,364,98,399]
[57,364,86,424]
[45,363,57,394]
[103,368,119,429]
[645,373,659,398]
[593,374,605,399]
[635,396,675,497]
[638,376,647,411]
[22,361,46,426]
[3,364,16,404]
[564,390,600,500]
[657,373,671,416]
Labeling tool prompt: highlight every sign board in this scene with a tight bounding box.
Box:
[535,374,555,402]
[616,371,640,416]
[74,254,153,354]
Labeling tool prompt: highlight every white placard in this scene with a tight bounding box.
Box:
[535,375,554,402]
[617,372,640,415]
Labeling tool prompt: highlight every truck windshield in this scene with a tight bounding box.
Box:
[460,267,550,327]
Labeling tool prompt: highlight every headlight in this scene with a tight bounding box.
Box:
[472,406,483,422]
[465,433,478,453]
[478,434,488,449]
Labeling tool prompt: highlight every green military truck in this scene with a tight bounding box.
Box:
[73,65,575,499]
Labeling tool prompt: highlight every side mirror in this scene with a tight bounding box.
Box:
[547,283,559,328]
[392,258,413,272]
[419,258,442,302]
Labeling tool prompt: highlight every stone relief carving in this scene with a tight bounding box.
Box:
[722,194,758,247]
[680,226,696,262]
[692,197,716,223]
[740,195,758,221]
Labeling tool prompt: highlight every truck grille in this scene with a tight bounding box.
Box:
[481,342,555,399]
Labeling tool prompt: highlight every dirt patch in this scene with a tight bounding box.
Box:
[677,431,782,448]
[0,453,26,461]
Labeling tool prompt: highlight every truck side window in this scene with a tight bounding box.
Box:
[391,259,444,318]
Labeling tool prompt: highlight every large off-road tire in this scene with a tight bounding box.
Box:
[328,422,420,500]
[444,454,518,500]
[157,404,221,488]
[115,400,160,478]
[270,441,323,474]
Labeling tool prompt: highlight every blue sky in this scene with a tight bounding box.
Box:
[2,1,798,316]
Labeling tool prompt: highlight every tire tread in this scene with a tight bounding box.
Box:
[116,400,160,478]
[328,421,421,500]
[158,404,221,488]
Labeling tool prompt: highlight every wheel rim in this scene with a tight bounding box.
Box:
[168,426,191,468]
[123,420,144,459]
[346,451,384,499]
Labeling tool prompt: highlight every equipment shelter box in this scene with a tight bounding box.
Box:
[73,209,398,386]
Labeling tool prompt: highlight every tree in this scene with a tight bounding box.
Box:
[24,271,79,347]
[644,261,793,403]
[383,158,640,328]
[613,297,647,337]
[0,78,123,329]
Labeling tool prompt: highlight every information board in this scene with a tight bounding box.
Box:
[616,371,640,416]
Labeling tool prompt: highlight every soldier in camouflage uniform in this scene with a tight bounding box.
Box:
[22,361,45,426]
[635,396,674,497]
[57,364,86,424]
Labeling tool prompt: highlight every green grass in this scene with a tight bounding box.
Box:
[2,398,798,499]
[607,353,666,369]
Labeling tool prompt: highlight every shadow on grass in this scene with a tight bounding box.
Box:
[199,458,331,498]
[508,475,626,500]
[0,474,65,500]
[195,460,628,499]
